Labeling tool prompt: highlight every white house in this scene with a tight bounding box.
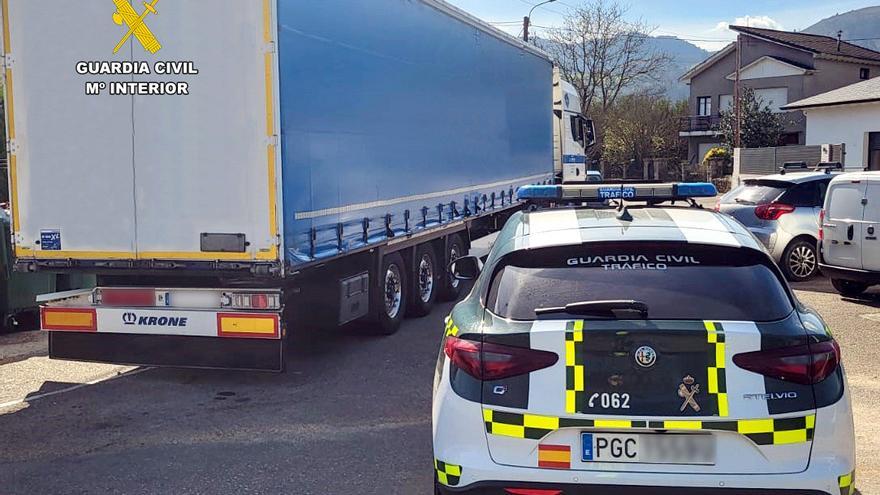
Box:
[784,77,880,171]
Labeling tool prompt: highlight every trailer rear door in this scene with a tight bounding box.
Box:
[3,0,280,263]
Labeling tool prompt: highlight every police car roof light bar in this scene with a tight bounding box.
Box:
[517,182,718,204]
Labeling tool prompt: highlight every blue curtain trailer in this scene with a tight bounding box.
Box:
[3,0,554,371]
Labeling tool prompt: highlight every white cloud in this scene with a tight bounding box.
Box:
[712,15,784,33]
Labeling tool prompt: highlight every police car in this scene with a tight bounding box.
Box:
[433,183,855,494]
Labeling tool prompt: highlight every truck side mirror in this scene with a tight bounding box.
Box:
[583,118,596,148]
[449,255,482,281]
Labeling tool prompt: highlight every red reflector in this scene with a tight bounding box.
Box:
[818,209,825,241]
[733,340,840,385]
[444,336,558,380]
[755,202,795,220]
[251,294,268,309]
[505,489,563,495]
[100,289,155,307]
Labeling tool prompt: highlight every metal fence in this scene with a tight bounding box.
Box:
[732,144,845,185]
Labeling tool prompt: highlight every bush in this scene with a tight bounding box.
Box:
[703,146,731,163]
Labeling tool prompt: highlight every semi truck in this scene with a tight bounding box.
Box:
[1,0,574,371]
[553,69,595,183]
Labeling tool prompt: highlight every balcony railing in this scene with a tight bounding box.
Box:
[679,115,721,133]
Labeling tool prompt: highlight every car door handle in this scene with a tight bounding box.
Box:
[822,223,836,228]
[847,225,855,240]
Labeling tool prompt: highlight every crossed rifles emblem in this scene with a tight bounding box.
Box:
[112,0,162,54]
[678,375,701,412]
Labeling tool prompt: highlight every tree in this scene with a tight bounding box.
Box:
[545,0,670,116]
[601,94,687,177]
[719,87,786,149]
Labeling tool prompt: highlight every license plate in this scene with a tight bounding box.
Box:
[581,432,715,465]
[598,186,636,199]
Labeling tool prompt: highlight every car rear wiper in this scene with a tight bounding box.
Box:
[734,198,755,205]
[534,300,649,318]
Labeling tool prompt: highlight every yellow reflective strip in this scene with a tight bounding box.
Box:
[524,414,559,430]
[704,321,716,332]
[716,342,726,369]
[806,415,816,429]
[574,329,583,342]
[573,320,584,332]
[707,332,717,343]
[436,472,449,486]
[445,464,461,476]
[538,449,570,462]
[773,429,807,445]
[218,316,276,334]
[43,311,94,327]
[492,423,525,438]
[717,393,729,417]
[708,367,719,394]
[565,341,575,366]
[662,420,703,430]
[737,419,774,434]
[565,391,575,413]
[839,472,853,487]
[573,365,584,391]
[482,409,493,422]
[593,419,632,429]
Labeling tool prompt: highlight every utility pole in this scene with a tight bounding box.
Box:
[734,33,742,149]
[523,0,557,42]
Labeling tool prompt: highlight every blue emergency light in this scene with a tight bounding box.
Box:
[517,182,718,203]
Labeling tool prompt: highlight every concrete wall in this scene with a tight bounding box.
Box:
[804,102,880,170]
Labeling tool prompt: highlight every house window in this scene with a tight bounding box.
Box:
[697,96,712,116]
[860,67,870,80]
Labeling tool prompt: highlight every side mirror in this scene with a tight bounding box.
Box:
[583,118,596,148]
[448,255,482,281]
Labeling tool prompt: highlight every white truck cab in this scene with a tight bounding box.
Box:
[553,69,595,183]
[819,171,880,296]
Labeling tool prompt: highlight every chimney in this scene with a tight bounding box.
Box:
[837,30,842,51]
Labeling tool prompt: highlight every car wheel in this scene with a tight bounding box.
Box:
[831,278,869,298]
[374,252,407,335]
[782,238,818,282]
[438,234,466,302]
[409,244,438,317]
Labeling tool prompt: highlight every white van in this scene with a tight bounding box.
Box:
[819,171,880,296]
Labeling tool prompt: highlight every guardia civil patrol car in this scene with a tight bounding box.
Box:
[433,183,855,494]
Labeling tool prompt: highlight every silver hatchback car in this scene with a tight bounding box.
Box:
[717,170,838,281]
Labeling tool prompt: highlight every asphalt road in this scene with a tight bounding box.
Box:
[0,279,877,494]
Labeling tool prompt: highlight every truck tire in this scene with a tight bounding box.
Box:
[375,252,408,335]
[831,278,869,298]
[409,244,438,317]
[781,238,818,282]
[438,234,466,302]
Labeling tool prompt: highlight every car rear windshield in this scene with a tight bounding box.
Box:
[725,180,789,205]
[486,242,793,321]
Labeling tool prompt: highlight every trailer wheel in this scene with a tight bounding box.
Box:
[439,234,466,301]
[409,244,438,317]
[375,252,408,335]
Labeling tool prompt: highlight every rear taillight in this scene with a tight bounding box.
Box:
[444,336,558,380]
[755,202,795,220]
[221,292,281,310]
[818,209,825,241]
[733,340,840,385]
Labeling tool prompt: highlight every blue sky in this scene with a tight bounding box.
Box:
[445,0,880,50]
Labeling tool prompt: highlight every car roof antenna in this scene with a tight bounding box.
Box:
[616,201,633,221]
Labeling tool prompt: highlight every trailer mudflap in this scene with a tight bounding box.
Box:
[49,332,283,372]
